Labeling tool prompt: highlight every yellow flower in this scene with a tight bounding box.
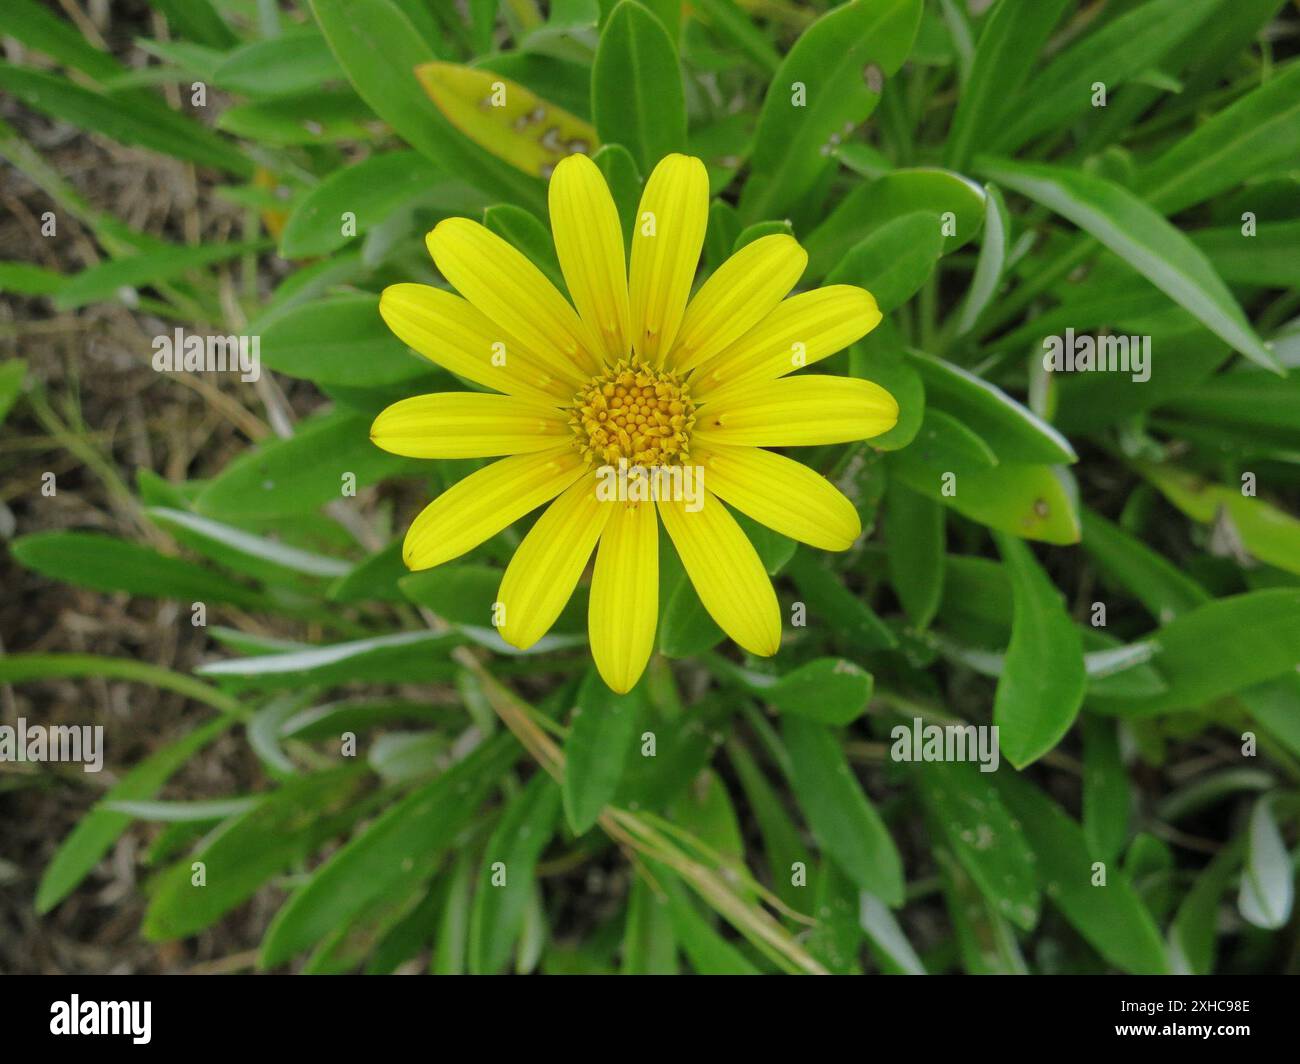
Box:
[372,153,897,693]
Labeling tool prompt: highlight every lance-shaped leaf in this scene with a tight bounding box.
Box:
[1238,799,1293,931]
[591,1,687,174]
[991,531,1086,768]
[976,157,1280,372]
[416,61,598,179]
[739,0,923,223]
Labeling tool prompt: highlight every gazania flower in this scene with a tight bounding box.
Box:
[372,153,897,693]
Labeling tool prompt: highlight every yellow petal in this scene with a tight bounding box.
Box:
[691,286,881,398]
[657,491,780,657]
[426,217,601,381]
[403,447,585,571]
[379,284,572,403]
[370,393,569,459]
[694,441,861,551]
[589,501,658,693]
[695,375,898,447]
[549,153,630,362]
[498,472,611,649]
[668,234,807,374]
[627,154,709,367]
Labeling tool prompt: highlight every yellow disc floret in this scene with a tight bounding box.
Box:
[570,359,696,467]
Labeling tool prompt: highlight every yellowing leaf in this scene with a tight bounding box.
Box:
[1138,463,1300,577]
[415,61,598,178]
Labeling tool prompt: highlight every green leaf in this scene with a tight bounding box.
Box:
[468,772,562,973]
[739,0,923,222]
[214,29,345,97]
[782,716,904,905]
[891,407,998,473]
[804,167,984,279]
[329,543,408,603]
[806,861,865,973]
[259,733,517,967]
[0,0,125,80]
[916,759,1039,930]
[37,716,233,912]
[195,410,416,520]
[858,892,926,974]
[1170,841,1242,975]
[146,507,351,582]
[907,351,1076,464]
[1190,220,1300,288]
[1138,60,1300,215]
[281,698,457,742]
[1238,798,1293,930]
[0,62,250,177]
[280,151,483,258]
[990,0,1221,155]
[726,739,809,910]
[103,797,258,822]
[217,91,377,146]
[976,157,1280,372]
[621,873,677,974]
[726,657,874,726]
[1138,463,1300,578]
[689,0,781,75]
[785,548,897,652]
[888,450,1080,544]
[484,203,566,293]
[11,531,263,608]
[658,545,726,657]
[1090,591,1300,716]
[1081,716,1130,863]
[883,480,945,627]
[1165,365,1300,439]
[827,212,942,314]
[991,531,1086,768]
[995,772,1169,974]
[310,0,545,213]
[145,0,237,48]
[661,871,762,974]
[591,142,642,246]
[55,239,270,309]
[196,631,463,690]
[849,332,924,451]
[1079,507,1208,624]
[940,851,1028,975]
[480,54,593,126]
[431,851,476,974]
[0,262,62,297]
[954,183,1010,334]
[591,0,688,174]
[767,659,873,726]
[671,768,745,859]
[562,669,644,833]
[259,294,434,388]
[731,220,793,255]
[400,564,502,627]
[942,0,1071,170]
[143,768,368,940]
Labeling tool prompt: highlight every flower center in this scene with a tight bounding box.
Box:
[570,359,695,468]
